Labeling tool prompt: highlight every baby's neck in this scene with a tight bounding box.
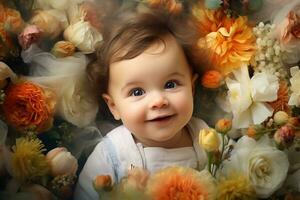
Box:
[134,127,193,149]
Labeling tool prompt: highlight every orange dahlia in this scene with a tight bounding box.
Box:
[2,82,56,133]
[193,7,227,35]
[195,8,256,75]
[146,167,216,200]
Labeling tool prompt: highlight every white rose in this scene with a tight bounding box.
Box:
[288,66,300,107]
[58,75,99,127]
[226,65,279,128]
[46,147,78,176]
[64,20,102,54]
[220,135,289,198]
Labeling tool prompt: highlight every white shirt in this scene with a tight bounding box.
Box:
[74,117,208,200]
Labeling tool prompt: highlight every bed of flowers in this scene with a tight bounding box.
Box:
[0,0,299,199]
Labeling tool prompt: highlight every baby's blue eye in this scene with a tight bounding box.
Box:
[165,80,177,89]
[129,88,145,96]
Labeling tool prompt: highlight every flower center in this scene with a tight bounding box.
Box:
[249,156,271,182]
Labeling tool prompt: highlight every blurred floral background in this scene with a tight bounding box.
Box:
[0,0,299,199]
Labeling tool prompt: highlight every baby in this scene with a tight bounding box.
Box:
[74,5,209,200]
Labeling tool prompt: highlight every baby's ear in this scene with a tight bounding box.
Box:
[191,73,198,95]
[102,93,121,120]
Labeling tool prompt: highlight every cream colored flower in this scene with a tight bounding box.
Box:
[226,65,279,128]
[272,0,300,64]
[30,9,68,39]
[46,147,78,176]
[199,128,220,152]
[64,20,102,54]
[288,66,300,107]
[220,135,289,198]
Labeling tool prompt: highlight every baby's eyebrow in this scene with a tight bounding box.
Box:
[121,81,142,92]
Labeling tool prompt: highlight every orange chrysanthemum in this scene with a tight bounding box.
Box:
[268,81,291,114]
[2,82,56,133]
[146,167,216,200]
[194,7,256,75]
[193,7,227,35]
[146,0,182,14]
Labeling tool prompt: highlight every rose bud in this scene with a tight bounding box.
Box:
[199,128,220,152]
[273,111,289,125]
[201,70,223,89]
[93,175,113,192]
[215,119,232,134]
[274,125,296,147]
[46,147,78,176]
[123,167,150,191]
[51,41,75,58]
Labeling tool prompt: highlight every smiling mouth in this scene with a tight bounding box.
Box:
[148,115,174,122]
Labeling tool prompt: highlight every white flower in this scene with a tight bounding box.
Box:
[225,65,279,128]
[34,0,83,10]
[220,135,289,198]
[64,20,102,54]
[22,44,99,127]
[288,66,300,107]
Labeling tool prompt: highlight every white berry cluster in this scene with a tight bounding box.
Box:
[252,22,287,79]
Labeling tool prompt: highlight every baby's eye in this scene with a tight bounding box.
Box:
[129,88,145,96]
[164,80,177,89]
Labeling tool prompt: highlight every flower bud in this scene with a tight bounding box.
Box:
[46,147,78,176]
[274,125,295,147]
[199,128,220,152]
[201,70,223,89]
[93,175,113,192]
[18,25,42,49]
[246,127,257,139]
[51,41,75,58]
[273,111,289,125]
[63,20,102,54]
[215,119,232,134]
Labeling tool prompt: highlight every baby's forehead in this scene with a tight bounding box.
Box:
[111,34,183,64]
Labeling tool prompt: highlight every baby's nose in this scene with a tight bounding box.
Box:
[149,92,168,109]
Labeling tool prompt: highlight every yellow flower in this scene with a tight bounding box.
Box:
[146,167,216,200]
[199,128,220,152]
[11,137,48,182]
[199,15,256,75]
[217,173,256,200]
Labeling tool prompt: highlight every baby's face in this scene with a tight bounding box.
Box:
[103,36,197,147]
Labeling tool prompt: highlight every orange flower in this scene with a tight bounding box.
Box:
[147,0,183,15]
[198,13,256,75]
[268,81,290,114]
[2,82,56,133]
[201,70,223,89]
[146,167,216,200]
[0,4,24,33]
[193,7,226,35]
